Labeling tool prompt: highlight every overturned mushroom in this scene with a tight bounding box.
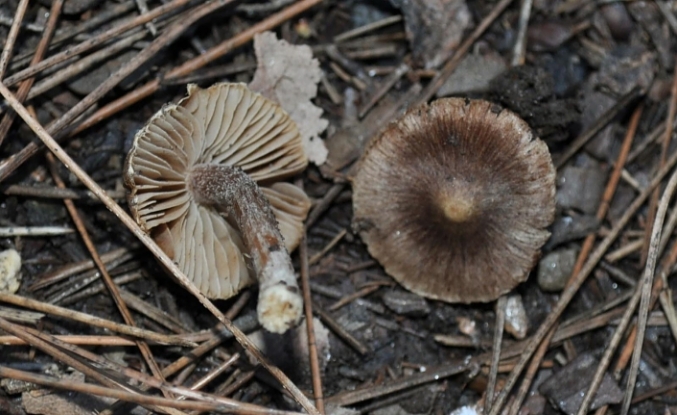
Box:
[125,83,310,333]
[352,98,556,303]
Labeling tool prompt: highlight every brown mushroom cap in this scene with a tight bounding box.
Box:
[125,83,310,299]
[352,98,556,303]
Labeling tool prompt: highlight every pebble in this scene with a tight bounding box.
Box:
[557,164,607,214]
[504,294,528,339]
[437,51,506,96]
[538,249,578,292]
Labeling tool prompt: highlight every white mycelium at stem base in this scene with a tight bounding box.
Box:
[189,164,302,333]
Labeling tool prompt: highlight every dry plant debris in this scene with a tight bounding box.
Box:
[249,31,328,165]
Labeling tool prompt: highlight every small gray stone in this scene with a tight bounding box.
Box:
[437,52,507,97]
[539,353,623,415]
[547,214,600,249]
[382,290,430,317]
[538,249,577,292]
[557,164,608,214]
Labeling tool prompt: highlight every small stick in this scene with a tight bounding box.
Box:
[2,0,193,86]
[640,67,677,266]
[55,272,142,306]
[630,380,677,405]
[621,168,677,415]
[358,63,410,118]
[320,75,343,104]
[16,321,278,413]
[0,82,319,415]
[334,15,403,43]
[658,289,677,345]
[236,0,297,16]
[485,296,507,413]
[0,292,193,346]
[28,248,133,291]
[0,365,300,415]
[71,0,324,136]
[656,0,677,35]
[310,282,384,313]
[160,61,257,86]
[598,262,637,287]
[28,247,131,291]
[627,114,677,163]
[605,239,644,262]
[301,235,326,415]
[0,334,185,346]
[657,206,677,259]
[134,0,158,36]
[345,44,399,60]
[0,0,29,79]
[5,184,126,200]
[0,318,179,415]
[7,2,137,70]
[189,353,240,391]
[511,0,534,66]
[0,226,74,236]
[621,169,642,191]
[325,45,370,82]
[326,361,468,406]
[120,289,189,334]
[309,228,347,265]
[26,30,147,101]
[0,14,43,32]
[103,309,255,415]
[0,0,62,147]
[306,183,346,228]
[327,285,380,311]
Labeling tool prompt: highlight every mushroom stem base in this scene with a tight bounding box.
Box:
[189,164,302,333]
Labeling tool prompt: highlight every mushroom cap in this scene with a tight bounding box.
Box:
[124,83,310,299]
[352,98,556,303]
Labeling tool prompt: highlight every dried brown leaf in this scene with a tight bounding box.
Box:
[249,31,328,165]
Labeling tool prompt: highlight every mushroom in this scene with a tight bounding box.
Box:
[351,98,555,303]
[124,83,311,333]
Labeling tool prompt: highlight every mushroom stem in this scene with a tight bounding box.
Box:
[189,164,303,333]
